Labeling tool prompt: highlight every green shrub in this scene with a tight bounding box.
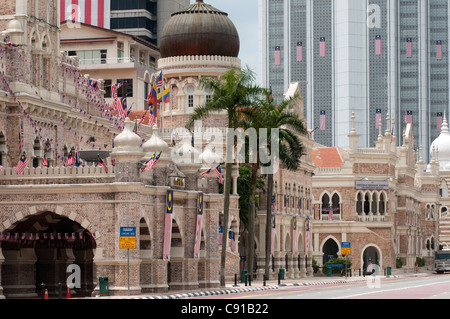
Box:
[322,257,352,275]
[396,257,403,268]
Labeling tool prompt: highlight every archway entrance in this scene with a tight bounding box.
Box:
[362,246,380,275]
[322,238,339,265]
[1,211,96,298]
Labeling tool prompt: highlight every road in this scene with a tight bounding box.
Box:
[190,274,450,299]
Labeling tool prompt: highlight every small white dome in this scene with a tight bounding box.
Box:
[113,118,142,153]
[430,114,450,170]
[6,20,23,33]
[142,129,169,155]
[199,144,222,167]
[172,140,200,166]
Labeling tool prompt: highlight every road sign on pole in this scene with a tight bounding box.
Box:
[341,242,351,255]
[120,227,136,249]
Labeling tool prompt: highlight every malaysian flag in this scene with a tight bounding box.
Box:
[292,217,297,256]
[297,41,303,62]
[305,219,310,257]
[406,37,413,58]
[155,71,163,89]
[405,110,413,124]
[218,225,223,246]
[320,110,326,131]
[200,168,211,176]
[275,46,281,66]
[320,37,326,57]
[41,155,49,168]
[141,152,161,172]
[74,147,81,166]
[163,190,174,261]
[270,214,276,256]
[437,40,443,61]
[229,230,235,252]
[60,0,111,29]
[193,193,203,258]
[118,96,128,120]
[15,152,28,174]
[376,108,382,129]
[214,165,223,184]
[438,112,443,132]
[375,35,382,56]
[65,150,74,166]
[97,155,107,173]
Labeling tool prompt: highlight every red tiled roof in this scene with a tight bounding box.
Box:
[312,147,348,168]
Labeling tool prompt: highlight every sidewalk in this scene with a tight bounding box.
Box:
[95,272,433,299]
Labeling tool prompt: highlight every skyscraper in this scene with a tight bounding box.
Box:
[259,0,450,161]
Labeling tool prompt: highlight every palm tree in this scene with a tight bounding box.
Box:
[240,89,307,280]
[251,90,307,280]
[186,66,263,286]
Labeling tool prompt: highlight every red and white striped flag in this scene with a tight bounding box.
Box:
[320,37,326,57]
[292,217,297,256]
[275,46,281,66]
[376,109,382,129]
[214,165,223,184]
[15,152,28,174]
[405,110,413,124]
[406,38,412,58]
[438,112,443,132]
[297,41,303,62]
[320,110,326,131]
[193,193,203,258]
[437,40,443,61]
[163,190,174,261]
[375,35,381,55]
[60,0,111,28]
[270,214,276,256]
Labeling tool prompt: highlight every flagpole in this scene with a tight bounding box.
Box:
[161,71,165,139]
[170,84,173,145]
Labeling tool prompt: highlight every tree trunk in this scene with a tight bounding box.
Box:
[264,173,274,280]
[247,162,258,280]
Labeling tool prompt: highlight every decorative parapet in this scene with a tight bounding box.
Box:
[158,55,241,70]
[0,165,115,184]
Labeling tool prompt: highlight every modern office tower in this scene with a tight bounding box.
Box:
[259,0,450,161]
[60,0,190,45]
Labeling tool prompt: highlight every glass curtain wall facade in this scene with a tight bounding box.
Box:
[260,0,450,161]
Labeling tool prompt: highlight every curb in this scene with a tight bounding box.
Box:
[133,285,279,300]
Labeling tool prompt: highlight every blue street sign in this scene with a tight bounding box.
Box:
[342,242,351,248]
[120,227,136,237]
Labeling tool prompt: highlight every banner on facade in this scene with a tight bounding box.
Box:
[163,189,174,261]
[194,192,203,258]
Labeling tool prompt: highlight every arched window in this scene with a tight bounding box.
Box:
[364,193,370,215]
[372,193,378,214]
[331,193,340,215]
[321,193,330,214]
[186,86,195,108]
[379,193,385,214]
[356,192,362,215]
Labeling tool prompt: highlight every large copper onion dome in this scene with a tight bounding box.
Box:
[159,0,240,59]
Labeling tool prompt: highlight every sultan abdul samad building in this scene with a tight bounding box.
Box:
[0,0,446,299]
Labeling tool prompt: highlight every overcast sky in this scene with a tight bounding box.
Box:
[190,0,260,84]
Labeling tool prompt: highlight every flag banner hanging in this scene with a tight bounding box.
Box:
[376,108,382,129]
[292,217,297,256]
[437,40,443,61]
[218,225,223,246]
[214,164,224,184]
[98,155,108,172]
[320,37,326,57]
[438,112,443,132]
[60,0,110,28]
[229,230,235,252]
[405,110,413,124]
[320,110,326,131]
[0,231,95,249]
[275,46,281,66]
[163,189,174,261]
[15,152,28,174]
[305,219,310,257]
[193,192,203,258]
[272,195,276,213]
[270,214,276,256]
[406,38,412,58]
[297,41,303,61]
[375,35,382,55]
